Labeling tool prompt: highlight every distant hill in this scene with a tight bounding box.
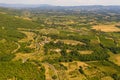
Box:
[0,3,120,13]
[0,3,120,9]
[0,3,52,8]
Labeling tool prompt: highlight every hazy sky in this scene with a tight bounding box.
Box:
[0,0,120,6]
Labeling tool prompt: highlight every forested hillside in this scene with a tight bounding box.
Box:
[0,13,45,80]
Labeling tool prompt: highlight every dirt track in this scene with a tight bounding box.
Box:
[11,42,20,53]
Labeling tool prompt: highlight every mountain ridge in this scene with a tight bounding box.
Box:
[0,3,120,8]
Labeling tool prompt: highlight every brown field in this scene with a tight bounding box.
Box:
[101,76,114,80]
[55,39,85,45]
[109,52,120,66]
[22,17,32,21]
[15,16,32,21]
[39,28,59,34]
[13,52,44,62]
[18,31,36,42]
[61,61,89,71]
[13,53,31,62]
[60,61,88,80]
[79,50,93,54]
[0,12,6,14]
[92,25,120,32]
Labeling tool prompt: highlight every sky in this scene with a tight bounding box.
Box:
[0,0,120,6]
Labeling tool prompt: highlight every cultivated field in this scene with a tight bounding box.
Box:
[92,25,120,32]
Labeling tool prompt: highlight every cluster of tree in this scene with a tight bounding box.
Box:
[0,61,45,80]
[44,41,104,53]
[0,54,15,61]
[18,42,34,53]
[109,47,120,54]
[111,73,120,80]
[60,49,109,61]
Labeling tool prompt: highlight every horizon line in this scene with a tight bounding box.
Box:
[0,3,120,6]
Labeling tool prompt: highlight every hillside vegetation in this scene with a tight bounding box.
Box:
[0,6,120,80]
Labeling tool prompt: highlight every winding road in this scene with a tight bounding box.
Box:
[11,42,20,53]
[43,63,59,80]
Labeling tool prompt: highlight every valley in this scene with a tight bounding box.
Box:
[0,6,120,80]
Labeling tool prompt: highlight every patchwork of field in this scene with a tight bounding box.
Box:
[13,25,120,80]
[0,7,120,80]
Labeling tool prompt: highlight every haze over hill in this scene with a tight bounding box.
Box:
[0,3,52,8]
[0,0,120,6]
[0,3,120,10]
